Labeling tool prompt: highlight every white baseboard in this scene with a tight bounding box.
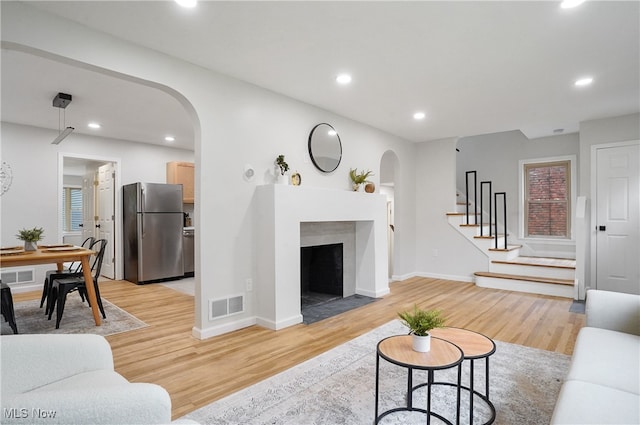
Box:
[391,271,472,283]
[192,316,257,340]
[412,272,473,283]
[255,314,303,331]
[356,287,390,298]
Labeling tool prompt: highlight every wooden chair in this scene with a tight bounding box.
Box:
[49,239,107,329]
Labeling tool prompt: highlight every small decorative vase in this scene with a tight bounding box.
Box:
[277,173,289,185]
[365,182,375,193]
[412,333,431,352]
[24,241,38,251]
[352,183,361,192]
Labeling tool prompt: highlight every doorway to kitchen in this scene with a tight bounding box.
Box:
[60,153,120,280]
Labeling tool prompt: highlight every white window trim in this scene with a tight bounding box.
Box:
[62,184,83,233]
[519,155,577,242]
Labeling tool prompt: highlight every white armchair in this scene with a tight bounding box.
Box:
[1,334,180,424]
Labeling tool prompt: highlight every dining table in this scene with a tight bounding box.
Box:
[0,245,102,326]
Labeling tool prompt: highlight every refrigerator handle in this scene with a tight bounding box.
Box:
[140,185,145,214]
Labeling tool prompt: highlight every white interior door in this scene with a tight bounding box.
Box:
[595,143,640,294]
[81,171,96,244]
[97,163,115,279]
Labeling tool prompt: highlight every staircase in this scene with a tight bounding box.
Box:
[449,172,576,299]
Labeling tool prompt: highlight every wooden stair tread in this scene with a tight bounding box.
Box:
[474,271,574,286]
[488,245,522,252]
[474,233,506,239]
[492,256,576,269]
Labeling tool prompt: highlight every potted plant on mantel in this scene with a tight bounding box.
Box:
[275,154,290,184]
[349,168,374,192]
[398,305,446,352]
[16,227,44,251]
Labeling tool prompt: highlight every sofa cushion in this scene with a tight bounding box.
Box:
[551,380,640,424]
[29,370,129,393]
[567,327,640,394]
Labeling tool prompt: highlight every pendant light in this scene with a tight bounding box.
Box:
[51,92,74,145]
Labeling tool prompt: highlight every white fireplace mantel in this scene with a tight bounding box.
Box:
[255,184,389,330]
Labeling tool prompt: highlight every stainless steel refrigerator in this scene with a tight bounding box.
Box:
[123,182,184,284]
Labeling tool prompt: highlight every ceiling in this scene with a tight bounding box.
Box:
[2,1,639,150]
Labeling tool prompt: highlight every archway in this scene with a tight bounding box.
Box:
[380,150,400,280]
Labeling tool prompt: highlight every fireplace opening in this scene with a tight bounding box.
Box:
[300,243,343,307]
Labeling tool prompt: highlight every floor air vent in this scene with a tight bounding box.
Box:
[209,294,244,320]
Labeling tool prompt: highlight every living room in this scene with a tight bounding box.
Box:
[1,1,639,424]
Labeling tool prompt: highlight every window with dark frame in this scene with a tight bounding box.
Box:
[524,160,570,238]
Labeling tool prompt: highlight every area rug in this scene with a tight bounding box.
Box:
[182,320,570,425]
[1,296,148,336]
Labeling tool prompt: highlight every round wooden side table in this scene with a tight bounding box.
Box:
[430,327,497,425]
[375,335,463,425]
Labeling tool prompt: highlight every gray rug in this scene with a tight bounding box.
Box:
[1,296,148,336]
[182,320,570,425]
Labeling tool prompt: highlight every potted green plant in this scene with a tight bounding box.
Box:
[275,154,290,184]
[16,227,45,251]
[398,305,446,352]
[349,168,374,192]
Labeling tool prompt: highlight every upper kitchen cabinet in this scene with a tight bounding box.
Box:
[166,161,194,203]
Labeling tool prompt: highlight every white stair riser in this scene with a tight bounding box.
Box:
[448,215,480,226]
[487,249,520,261]
[490,263,575,280]
[472,237,507,251]
[475,276,573,298]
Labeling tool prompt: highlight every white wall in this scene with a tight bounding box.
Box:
[576,113,640,294]
[1,2,417,338]
[456,130,580,258]
[0,122,194,287]
[413,137,488,281]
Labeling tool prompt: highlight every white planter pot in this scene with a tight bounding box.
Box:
[277,173,289,185]
[412,333,431,352]
[24,241,38,251]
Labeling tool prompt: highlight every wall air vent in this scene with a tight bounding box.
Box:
[209,294,245,320]
[1,269,35,285]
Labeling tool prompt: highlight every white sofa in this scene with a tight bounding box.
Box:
[1,334,195,424]
[551,289,640,424]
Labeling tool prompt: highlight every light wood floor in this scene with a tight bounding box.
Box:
[12,276,585,419]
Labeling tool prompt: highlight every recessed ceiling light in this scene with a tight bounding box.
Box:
[175,0,197,8]
[413,112,426,120]
[575,77,593,87]
[336,74,352,85]
[560,0,585,9]
[87,122,101,129]
[165,136,176,142]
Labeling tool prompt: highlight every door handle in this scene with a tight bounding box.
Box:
[96,224,101,229]
[598,225,606,231]
[78,224,83,228]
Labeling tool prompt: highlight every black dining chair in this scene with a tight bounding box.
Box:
[1,281,18,334]
[0,280,18,334]
[40,236,95,315]
[48,239,107,329]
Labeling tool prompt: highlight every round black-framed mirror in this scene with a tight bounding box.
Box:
[308,123,342,173]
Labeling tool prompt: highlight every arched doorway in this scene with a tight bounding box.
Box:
[380,150,400,280]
